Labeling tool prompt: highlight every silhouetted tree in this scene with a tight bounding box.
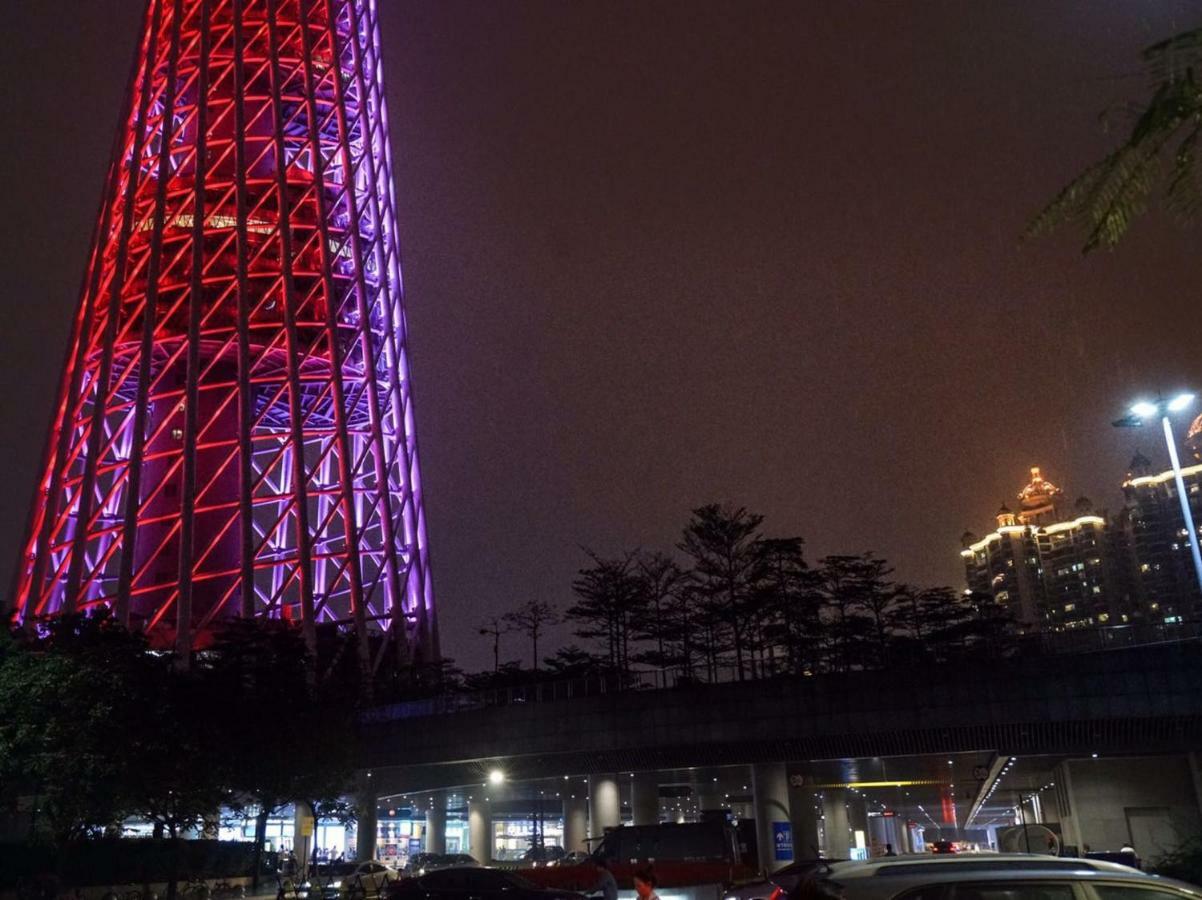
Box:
[542,645,606,676]
[851,554,904,662]
[633,551,687,667]
[503,599,559,671]
[756,537,823,675]
[478,616,513,673]
[203,621,359,890]
[817,555,877,672]
[679,504,769,680]
[567,551,644,671]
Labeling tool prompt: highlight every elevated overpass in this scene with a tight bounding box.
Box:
[361,640,1202,793]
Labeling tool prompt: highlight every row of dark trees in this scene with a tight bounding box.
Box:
[477,503,1014,686]
[0,613,359,890]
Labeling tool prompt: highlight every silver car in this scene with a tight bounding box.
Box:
[802,854,1201,900]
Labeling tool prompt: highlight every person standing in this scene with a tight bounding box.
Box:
[593,858,618,900]
[634,867,660,900]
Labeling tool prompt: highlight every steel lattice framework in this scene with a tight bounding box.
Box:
[12,0,437,665]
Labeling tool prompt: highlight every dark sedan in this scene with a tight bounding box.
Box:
[386,868,585,900]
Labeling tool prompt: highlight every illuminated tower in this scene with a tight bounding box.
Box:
[12,0,436,664]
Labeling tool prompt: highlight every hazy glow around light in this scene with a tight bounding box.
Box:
[488,769,505,785]
[1131,401,1160,419]
[1168,393,1196,412]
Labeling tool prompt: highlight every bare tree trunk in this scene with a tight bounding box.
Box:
[251,805,270,891]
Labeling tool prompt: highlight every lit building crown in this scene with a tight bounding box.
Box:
[1018,465,1063,525]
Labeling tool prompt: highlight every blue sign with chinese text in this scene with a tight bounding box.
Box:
[773,821,793,861]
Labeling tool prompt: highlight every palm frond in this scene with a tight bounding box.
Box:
[1026,26,1202,253]
[1142,26,1202,86]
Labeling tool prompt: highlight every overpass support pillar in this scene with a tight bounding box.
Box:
[823,790,851,858]
[356,788,378,862]
[753,763,792,873]
[563,792,589,853]
[468,799,492,864]
[632,772,661,826]
[590,774,621,837]
[425,790,447,854]
[787,780,821,860]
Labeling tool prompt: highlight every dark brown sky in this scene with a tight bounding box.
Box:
[2,1,1200,670]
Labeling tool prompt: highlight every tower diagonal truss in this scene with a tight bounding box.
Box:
[12,0,437,665]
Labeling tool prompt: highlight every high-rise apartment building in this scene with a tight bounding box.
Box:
[961,468,1126,631]
[961,414,1202,632]
[1119,422,1202,623]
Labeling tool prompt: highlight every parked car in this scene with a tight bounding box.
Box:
[336,861,401,898]
[386,867,585,900]
[791,854,1200,900]
[725,860,843,900]
[524,846,567,866]
[551,853,591,868]
[407,855,480,876]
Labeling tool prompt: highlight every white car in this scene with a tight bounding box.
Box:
[335,861,400,898]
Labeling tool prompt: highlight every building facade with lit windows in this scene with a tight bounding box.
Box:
[961,467,1129,631]
[1120,422,1202,622]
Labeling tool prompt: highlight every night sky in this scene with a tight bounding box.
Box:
[2,1,1200,670]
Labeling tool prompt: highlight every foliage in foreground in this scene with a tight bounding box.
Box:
[1151,836,1202,886]
[0,613,360,874]
[1027,25,1202,252]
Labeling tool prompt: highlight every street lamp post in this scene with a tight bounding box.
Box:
[1114,393,1202,597]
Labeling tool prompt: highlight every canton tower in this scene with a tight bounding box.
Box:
[12,0,437,665]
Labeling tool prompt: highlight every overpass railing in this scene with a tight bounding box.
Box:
[362,619,1201,724]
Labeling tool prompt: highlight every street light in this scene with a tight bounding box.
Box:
[1114,392,1202,597]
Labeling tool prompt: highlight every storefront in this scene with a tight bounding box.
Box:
[493,818,565,861]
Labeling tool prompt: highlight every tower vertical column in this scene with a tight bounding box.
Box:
[356,790,379,862]
[590,775,621,837]
[563,792,589,854]
[631,772,661,826]
[823,790,851,858]
[425,790,447,854]
[787,778,821,860]
[752,764,793,873]
[468,800,493,864]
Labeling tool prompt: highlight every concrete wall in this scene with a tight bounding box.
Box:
[1057,755,1201,864]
